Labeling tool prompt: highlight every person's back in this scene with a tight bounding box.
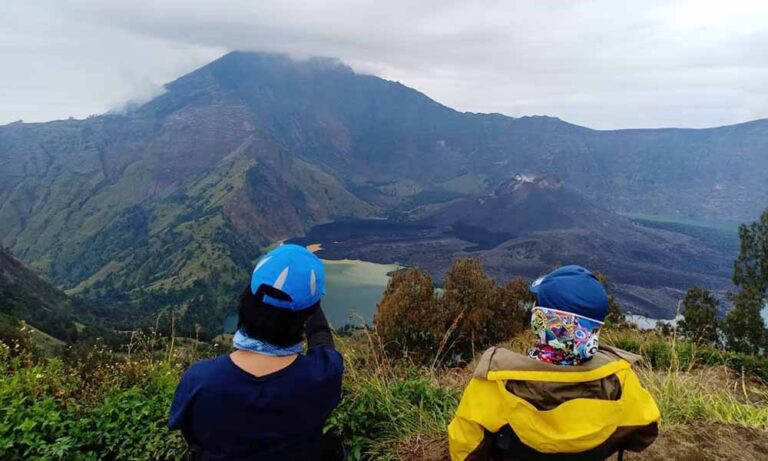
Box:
[169,245,344,461]
[448,266,660,461]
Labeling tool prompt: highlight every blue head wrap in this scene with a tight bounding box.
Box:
[233,330,303,356]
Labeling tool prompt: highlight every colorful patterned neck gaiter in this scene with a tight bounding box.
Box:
[528,307,602,366]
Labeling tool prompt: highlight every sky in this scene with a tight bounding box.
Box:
[1,0,767,129]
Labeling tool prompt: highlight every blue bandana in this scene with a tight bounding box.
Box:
[232,329,303,356]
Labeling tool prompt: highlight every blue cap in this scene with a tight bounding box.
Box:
[530,265,608,322]
[250,244,325,311]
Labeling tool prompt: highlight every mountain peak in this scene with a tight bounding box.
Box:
[212,51,355,75]
[161,50,357,98]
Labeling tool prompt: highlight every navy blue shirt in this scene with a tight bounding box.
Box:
[169,313,343,460]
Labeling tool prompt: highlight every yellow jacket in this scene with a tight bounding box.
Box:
[448,345,660,461]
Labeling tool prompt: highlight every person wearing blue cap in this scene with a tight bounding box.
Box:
[169,244,344,461]
[448,265,660,461]
[527,265,609,366]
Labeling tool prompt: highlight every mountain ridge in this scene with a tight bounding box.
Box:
[0,51,763,331]
[6,51,766,132]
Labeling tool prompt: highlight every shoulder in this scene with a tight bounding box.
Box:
[181,355,231,383]
[598,345,643,365]
[301,346,344,380]
[305,346,343,367]
[473,346,533,379]
[472,346,497,379]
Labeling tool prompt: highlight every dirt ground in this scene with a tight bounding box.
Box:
[626,424,768,461]
[400,424,768,461]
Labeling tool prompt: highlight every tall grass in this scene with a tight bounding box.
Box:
[638,367,768,429]
[328,333,460,460]
[605,328,768,430]
[604,328,768,381]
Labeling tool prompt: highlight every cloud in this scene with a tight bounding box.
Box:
[107,71,167,114]
[1,0,767,128]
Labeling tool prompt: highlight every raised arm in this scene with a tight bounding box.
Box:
[305,306,335,349]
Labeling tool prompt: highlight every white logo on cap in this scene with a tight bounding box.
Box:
[273,266,289,290]
[253,256,272,273]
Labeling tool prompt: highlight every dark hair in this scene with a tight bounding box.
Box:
[237,284,319,347]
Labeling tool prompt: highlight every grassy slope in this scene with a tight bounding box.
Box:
[1,111,375,340]
[1,328,767,461]
[51,144,374,337]
[0,249,85,343]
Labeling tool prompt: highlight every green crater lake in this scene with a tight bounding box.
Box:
[224,258,400,332]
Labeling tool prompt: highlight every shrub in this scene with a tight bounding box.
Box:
[679,287,719,345]
[0,331,188,460]
[374,268,444,364]
[375,259,530,366]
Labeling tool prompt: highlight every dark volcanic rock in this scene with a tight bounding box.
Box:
[308,176,735,318]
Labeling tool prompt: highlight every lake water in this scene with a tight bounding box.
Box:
[223,258,400,332]
[321,259,401,327]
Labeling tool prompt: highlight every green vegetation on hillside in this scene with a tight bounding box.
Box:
[0,248,91,344]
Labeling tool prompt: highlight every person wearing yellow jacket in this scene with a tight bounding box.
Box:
[448,265,660,461]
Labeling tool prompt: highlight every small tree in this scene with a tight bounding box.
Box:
[374,268,442,363]
[496,278,533,339]
[441,258,498,362]
[679,287,719,346]
[376,259,534,365]
[725,209,768,355]
[723,288,765,355]
[655,321,674,338]
[734,210,768,295]
[440,258,532,363]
